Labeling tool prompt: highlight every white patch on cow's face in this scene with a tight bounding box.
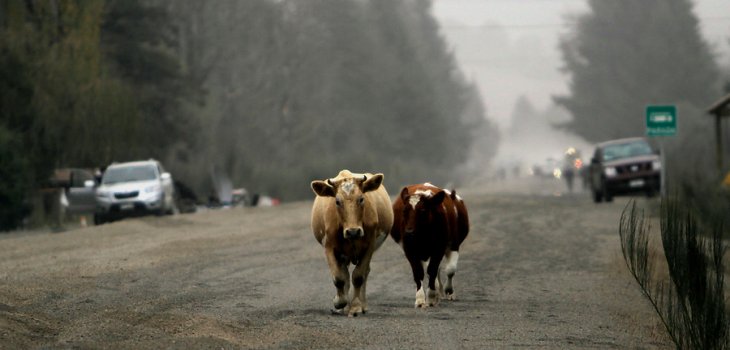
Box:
[341,181,356,195]
[414,189,433,197]
[408,195,421,209]
[409,189,434,209]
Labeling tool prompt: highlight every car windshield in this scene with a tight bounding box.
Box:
[602,141,653,161]
[102,165,157,185]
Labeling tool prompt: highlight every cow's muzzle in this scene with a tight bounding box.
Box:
[344,227,364,239]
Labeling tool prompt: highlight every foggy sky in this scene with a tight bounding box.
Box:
[432,0,730,129]
[432,0,730,168]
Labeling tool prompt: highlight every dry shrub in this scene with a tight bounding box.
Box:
[620,198,728,349]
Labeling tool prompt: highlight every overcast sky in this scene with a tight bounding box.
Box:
[431,0,730,130]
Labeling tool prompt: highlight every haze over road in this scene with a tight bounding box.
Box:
[0,178,668,349]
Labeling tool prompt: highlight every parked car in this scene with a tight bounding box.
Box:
[589,137,661,203]
[94,159,176,224]
[59,168,99,215]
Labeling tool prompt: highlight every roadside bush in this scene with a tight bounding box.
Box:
[619,197,728,350]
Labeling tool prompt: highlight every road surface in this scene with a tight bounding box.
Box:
[0,178,670,348]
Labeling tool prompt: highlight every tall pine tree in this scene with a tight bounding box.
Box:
[555,0,720,143]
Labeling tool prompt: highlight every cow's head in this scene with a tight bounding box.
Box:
[399,187,446,234]
[311,173,384,240]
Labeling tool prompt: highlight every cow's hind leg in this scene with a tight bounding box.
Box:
[443,250,460,300]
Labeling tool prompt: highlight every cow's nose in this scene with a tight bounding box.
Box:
[344,228,363,239]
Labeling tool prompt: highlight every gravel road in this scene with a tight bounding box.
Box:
[0,178,670,349]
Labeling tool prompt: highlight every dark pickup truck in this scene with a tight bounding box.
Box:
[589,137,661,203]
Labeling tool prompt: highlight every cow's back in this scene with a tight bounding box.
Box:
[440,194,459,245]
[448,192,469,251]
[370,185,393,232]
[366,183,393,249]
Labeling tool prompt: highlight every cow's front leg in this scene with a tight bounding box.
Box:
[408,258,426,308]
[358,265,370,314]
[349,254,373,317]
[326,249,350,311]
[426,256,443,307]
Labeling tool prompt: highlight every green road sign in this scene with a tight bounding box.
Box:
[646,105,676,137]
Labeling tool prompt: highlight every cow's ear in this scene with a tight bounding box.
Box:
[429,190,446,207]
[362,173,384,193]
[311,180,336,197]
[400,187,410,203]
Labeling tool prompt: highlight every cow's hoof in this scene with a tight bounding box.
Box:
[333,297,348,310]
[348,305,363,317]
[445,287,455,300]
[415,287,426,308]
[427,288,439,307]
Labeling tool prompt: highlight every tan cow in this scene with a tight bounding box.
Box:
[311,170,393,317]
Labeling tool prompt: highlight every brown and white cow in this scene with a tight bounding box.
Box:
[311,170,394,317]
[390,183,469,308]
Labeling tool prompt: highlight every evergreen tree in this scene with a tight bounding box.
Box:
[555,0,720,143]
[160,0,493,199]
[0,0,140,229]
[101,0,199,160]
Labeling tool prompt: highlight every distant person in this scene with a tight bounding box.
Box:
[581,166,590,190]
[563,165,575,193]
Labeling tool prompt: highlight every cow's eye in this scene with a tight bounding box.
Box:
[358,196,365,206]
[335,198,342,207]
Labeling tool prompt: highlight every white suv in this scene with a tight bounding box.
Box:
[94,160,176,224]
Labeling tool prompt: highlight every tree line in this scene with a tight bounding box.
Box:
[554,0,728,182]
[0,0,496,230]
